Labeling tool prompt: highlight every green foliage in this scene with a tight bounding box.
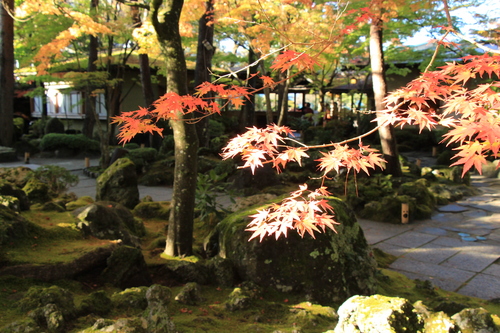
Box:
[31,165,79,197]
[159,135,175,157]
[208,119,226,138]
[39,133,100,152]
[127,147,158,172]
[195,170,234,222]
[31,118,49,138]
[44,117,65,135]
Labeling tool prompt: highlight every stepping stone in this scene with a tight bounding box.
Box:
[461,236,477,242]
[476,236,487,241]
[438,204,469,213]
[420,227,448,236]
[458,232,470,237]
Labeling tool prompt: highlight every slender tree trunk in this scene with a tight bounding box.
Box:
[0,0,14,147]
[277,69,290,126]
[194,0,214,148]
[370,16,402,176]
[153,0,198,257]
[239,48,257,130]
[83,0,99,139]
[259,60,273,124]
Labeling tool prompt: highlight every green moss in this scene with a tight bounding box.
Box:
[66,196,95,211]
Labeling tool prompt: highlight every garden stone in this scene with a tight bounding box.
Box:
[18,285,76,320]
[81,318,146,333]
[96,158,139,209]
[451,307,497,333]
[133,201,171,219]
[41,201,66,212]
[145,284,176,333]
[101,246,152,289]
[174,282,204,305]
[0,166,34,188]
[225,287,252,311]
[0,318,40,332]
[229,193,277,212]
[73,202,143,247]
[111,287,149,310]
[333,295,424,333]
[0,180,30,210]
[0,195,20,212]
[28,303,65,333]
[0,205,39,245]
[22,178,51,204]
[203,256,235,287]
[79,291,112,316]
[66,196,94,211]
[211,197,377,305]
[160,260,210,285]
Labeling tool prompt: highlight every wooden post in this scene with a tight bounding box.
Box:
[85,157,90,168]
[401,203,409,224]
[140,143,145,148]
[416,158,421,167]
[24,152,30,164]
[432,147,438,157]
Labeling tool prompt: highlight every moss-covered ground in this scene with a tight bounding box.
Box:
[0,206,499,332]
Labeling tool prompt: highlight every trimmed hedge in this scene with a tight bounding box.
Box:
[40,133,100,152]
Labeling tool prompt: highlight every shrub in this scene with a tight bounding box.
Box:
[40,133,100,152]
[31,165,79,196]
[128,148,158,172]
[44,117,65,134]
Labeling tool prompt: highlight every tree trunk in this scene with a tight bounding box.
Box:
[153,0,198,257]
[369,17,402,177]
[0,0,14,147]
[194,0,214,148]
[277,69,290,126]
[82,0,99,139]
[259,60,274,124]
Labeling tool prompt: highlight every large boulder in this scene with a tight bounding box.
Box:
[334,294,424,333]
[73,202,144,247]
[0,180,30,211]
[145,284,176,333]
[96,158,140,209]
[0,205,40,247]
[451,307,498,333]
[0,166,34,188]
[210,197,377,304]
[101,246,152,289]
[22,178,51,204]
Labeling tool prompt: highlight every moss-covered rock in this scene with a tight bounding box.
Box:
[0,167,34,188]
[101,246,152,289]
[144,284,175,333]
[73,202,145,246]
[65,196,94,211]
[22,178,51,204]
[451,307,498,333]
[110,286,149,310]
[0,205,41,246]
[132,201,171,219]
[79,291,112,316]
[0,180,30,211]
[18,285,76,320]
[96,158,139,209]
[334,294,424,332]
[210,197,377,305]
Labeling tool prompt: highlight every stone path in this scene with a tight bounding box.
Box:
[1,156,500,301]
[359,175,500,301]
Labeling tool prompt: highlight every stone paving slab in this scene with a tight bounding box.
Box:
[390,257,475,287]
[392,270,465,292]
[441,251,499,273]
[372,243,411,257]
[457,273,500,300]
[383,231,438,248]
[483,264,500,277]
[402,244,459,265]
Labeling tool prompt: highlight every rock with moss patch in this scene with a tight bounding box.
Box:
[144,284,176,332]
[102,246,152,289]
[0,205,41,245]
[22,178,51,204]
[66,196,95,211]
[451,307,497,333]
[174,282,204,305]
[203,256,235,287]
[334,294,424,332]
[0,167,34,188]
[0,180,30,211]
[225,287,252,311]
[18,285,76,321]
[28,303,66,332]
[41,201,66,212]
[111,286,149,310]
[133,201,171,219]
[73,202,144,246]
[0,318,40,333]
[96,158,139,209]
[80,317,146,333]
[79,291,112,316]
[210,197,377,304]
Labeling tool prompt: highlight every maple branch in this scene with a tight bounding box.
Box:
[115,0,150,10]
[423,31,450,73]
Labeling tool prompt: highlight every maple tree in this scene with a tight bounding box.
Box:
[0,0,14,147]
